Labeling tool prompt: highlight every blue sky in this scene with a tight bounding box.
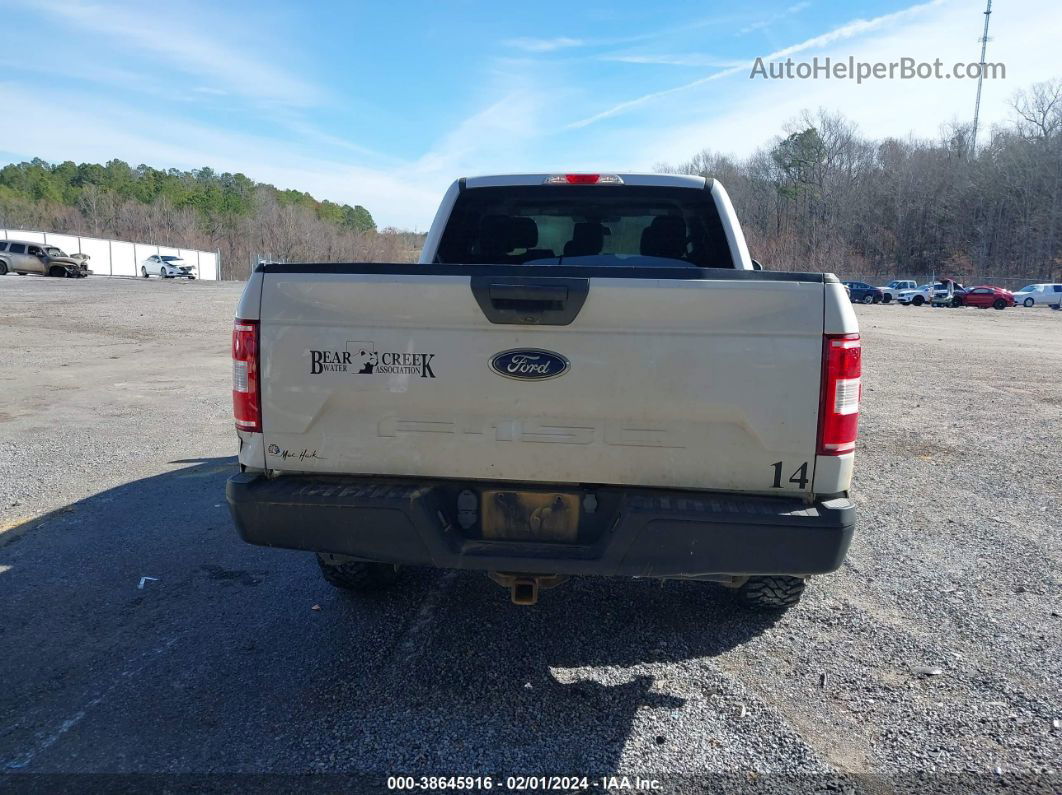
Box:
[1,0,1058,228]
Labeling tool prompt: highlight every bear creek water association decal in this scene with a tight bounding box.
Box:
[308,341,436,378]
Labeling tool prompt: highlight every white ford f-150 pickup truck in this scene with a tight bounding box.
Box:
[227,173,860,611]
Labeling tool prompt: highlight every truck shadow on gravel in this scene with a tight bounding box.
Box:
[328,568,785,773]
[0,459,781,774]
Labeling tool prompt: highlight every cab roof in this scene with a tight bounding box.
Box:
[463,173,708,189]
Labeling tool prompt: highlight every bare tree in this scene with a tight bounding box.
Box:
[665,85,1062,281]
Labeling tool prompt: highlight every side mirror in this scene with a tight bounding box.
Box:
[751,258,764,271]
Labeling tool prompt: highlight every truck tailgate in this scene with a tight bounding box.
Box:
[256,266,826,495]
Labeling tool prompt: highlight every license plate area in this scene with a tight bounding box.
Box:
[481,490,580,542]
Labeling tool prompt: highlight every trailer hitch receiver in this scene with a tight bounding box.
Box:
[487,572,568,605]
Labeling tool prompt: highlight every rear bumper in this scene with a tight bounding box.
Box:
[227,473,855,578]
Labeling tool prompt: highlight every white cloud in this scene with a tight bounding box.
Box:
[503,36,585,53]
[20,0,324,108]
[600,54,745,68]
[0,82,439,228]
[639,0,1062,165]
[0,73,555,230]
[5,0,1054,234]
[567,0,947,129]
[740,0,812,35]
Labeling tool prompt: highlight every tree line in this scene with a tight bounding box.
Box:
[661,77,1062,285]
[0,159,420,278]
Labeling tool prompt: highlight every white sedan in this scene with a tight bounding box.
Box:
[141,255,197,279]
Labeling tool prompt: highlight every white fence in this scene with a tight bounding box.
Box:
[1,229,221,280]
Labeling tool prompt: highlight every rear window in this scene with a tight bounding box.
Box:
[435,184,733,268]
[0,242,6,251]
[8,243,26,254]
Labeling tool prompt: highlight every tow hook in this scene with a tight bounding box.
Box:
[487,572,568,605]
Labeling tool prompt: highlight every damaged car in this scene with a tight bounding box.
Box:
[0,240,92,277]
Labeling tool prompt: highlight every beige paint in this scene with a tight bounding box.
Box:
[243,272,856,496]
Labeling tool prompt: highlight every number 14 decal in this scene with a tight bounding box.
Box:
[770,461,809,489]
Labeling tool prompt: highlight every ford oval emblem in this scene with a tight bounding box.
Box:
[490,348,570,381]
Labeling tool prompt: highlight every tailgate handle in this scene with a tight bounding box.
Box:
[488,284,568,303]
[471,277,589,326]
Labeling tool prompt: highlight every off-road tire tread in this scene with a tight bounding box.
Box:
[739,576,806,611]
[316,554,398,591]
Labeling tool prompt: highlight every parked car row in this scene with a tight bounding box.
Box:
[843,278,1062,311]
[0,239,198,280]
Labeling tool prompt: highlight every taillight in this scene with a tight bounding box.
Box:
[543,174,623,185]
[232,319,261,433]
[818,333,861,455]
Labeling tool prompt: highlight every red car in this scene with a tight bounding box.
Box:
[961,285,1015,309]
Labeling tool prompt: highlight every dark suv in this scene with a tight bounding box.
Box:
[841,281,884,304]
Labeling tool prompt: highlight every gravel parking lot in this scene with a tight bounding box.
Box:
[1,276,1059,791]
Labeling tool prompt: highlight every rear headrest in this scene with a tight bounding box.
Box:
[640,215,687,260]
[564,222,605,257]
[509,216,538,249]
[479,214,512,256]
[573,222,604,249]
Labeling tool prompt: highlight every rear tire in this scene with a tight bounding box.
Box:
[141,266,149,278]
[913,295,925,306]
[881,294,891,304]
[861,294,873,304]
[316,553,398,591]
[738,576,806,611]
[0,261,7,275]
